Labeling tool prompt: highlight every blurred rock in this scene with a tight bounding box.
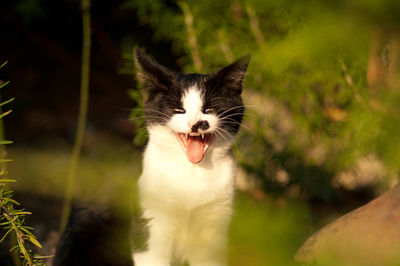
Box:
[295,183,400,265]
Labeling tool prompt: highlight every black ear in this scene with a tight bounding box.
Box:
[135,49,175,90]
[209,55,250,94]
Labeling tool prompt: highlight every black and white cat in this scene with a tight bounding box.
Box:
[133,49,250,266]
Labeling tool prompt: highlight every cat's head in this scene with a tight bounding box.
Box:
[135,49,249,164]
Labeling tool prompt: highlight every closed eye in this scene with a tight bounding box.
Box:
[173,108,186,114]
[204,108,215,114]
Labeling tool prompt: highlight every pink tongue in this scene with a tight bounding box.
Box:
[186,137,205,164]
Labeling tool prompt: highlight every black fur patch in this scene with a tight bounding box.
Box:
[53,206,134,266]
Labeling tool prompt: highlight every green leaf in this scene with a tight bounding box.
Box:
[20,226,35,238]
[10,211,32,216]
[128,89,143,101]
[1,198,20,205]
[0,110,12,119]
[0,81,10,89]
[0,61,7,69]
[0,98,15,107]
[0,179,16,183]
[9,245,19,253]
[16,239,29,258]
[0,140,13,145]
[0,228,12,243]
[27,235,42,249]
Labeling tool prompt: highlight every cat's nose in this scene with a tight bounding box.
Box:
[191,120,210,132]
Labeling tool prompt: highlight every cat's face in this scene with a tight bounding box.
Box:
[135,49,249,164]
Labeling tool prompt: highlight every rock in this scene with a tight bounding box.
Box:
[295,184,400,265]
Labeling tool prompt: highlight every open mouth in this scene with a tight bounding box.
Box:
[177,132,212,164]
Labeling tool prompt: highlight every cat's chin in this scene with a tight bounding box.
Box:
[176,132,212,164]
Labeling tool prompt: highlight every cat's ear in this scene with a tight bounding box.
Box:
[135,48,174,90]
[208,55,250,94]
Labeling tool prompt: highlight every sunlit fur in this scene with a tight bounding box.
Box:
[133,49,249,266]
[168,86,219,137]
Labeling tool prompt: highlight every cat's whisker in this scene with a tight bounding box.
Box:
[214,130,231,145]
[130,107,145,111]
[220,110,257,119]
[221,116,248,124]
[131,109,172,119]
[221,119,253,134]
[142,113,172,121]
[214,127,236,145]
[144,109,172,117]
[217,106,245,117]
[129,115,150,121]
[218,113,245,121]
[217,105,257,117]
[134,126,148,134]
[220,117,243,123]
[217,127,236,142]
[130,115,168,121]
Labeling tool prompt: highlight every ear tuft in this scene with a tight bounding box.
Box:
[210,55,250,94]
[220,54,250,83]
[135,48,174,90]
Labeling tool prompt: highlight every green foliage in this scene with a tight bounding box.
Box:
[128,88,148,147]
[122,0,186,56]
[0,183,44,266]
[126,0,400,201]
[0,63,44,265]
[228,194,310,266]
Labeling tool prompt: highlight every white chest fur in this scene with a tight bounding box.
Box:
[135,126,236,266]
[139,126,236,209]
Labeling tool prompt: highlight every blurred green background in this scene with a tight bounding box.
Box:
[1,0,400,265]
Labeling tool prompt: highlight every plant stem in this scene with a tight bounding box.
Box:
[1,206,32,265]
[245,4,265,47]
[0,89,8,174]
[0,82,21,266]
[180,2,203,72]
[217,31,234,63]
[60,0,91,232]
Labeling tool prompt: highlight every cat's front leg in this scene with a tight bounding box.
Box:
[186,223,228,266]
[133,209,175,266]
[185,203,232,266]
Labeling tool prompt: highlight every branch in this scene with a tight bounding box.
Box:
[0,77,43,264]
[60,0,92,232]
[180,2,203,72]
[245,4,265,47]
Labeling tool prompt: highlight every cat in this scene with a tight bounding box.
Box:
[133,49,250,266]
